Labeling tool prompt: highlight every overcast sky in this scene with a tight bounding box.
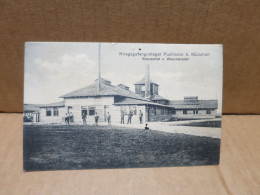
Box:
[24,42,223,113]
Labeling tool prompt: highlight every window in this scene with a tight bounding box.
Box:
[206,110,211,114]
[81,106,88,116]
[154,107,157,115]
[183,110,187,115]
[89,106,95,115]
[68,106,72,113]
[53,107,59,116]
[193,110,198,114]
[150,84,153,95]
[154,85,158,94]
[172,110,176,115]
[82,110,87,116]
[46,108,51,116]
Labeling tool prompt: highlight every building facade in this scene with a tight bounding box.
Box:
[37,77,174,124]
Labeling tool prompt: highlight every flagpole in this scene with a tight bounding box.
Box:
[98,43,101,93]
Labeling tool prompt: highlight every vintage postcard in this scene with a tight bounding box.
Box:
[23,42,223,171]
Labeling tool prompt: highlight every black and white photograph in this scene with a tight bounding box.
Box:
[23,42,223,171]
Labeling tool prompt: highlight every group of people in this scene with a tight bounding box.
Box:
[65,110,144,126]
[81,112,111,126]
[121,110,143,124]
[65,113,72,125]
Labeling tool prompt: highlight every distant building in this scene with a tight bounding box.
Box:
[39,101,66,123]
[170,96,218,120]
[23,104,41,122]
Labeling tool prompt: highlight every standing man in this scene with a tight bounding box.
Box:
[107,112,111,125]
[139,110,143,124]
[127,111,133,124]
[65,113,70,125]
[94,112,99,126]
[82,113,87,125]
[120,111,125,124]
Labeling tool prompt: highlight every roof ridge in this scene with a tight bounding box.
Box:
[59,83,97,98]
[59,81,152,101]
[170,99,218,109]
[39,101,65,107]
[111,83,152,102]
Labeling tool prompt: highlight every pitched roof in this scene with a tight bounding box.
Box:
[60,80,150,101]
[23,104,41,112]
[151,94,169,101]
[170,100,218,109]
[39,101,65,108]
[114,97,173,108]
[134,77,158,85]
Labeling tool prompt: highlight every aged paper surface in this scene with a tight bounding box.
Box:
[23,42,222,171]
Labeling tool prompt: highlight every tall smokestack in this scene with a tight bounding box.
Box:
[145,64,150,98]
[97,43,101,93]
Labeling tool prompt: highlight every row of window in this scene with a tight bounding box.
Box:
[153,107,174,115]
[45,107,212,117]
[46,107,59,116]
[183,110,211,115]
[151,109,211,115]
[151,107,212,116]
[46,106,98,117]
[81,106,95,116]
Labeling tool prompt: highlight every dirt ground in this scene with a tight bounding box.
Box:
[175,120,222,128]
